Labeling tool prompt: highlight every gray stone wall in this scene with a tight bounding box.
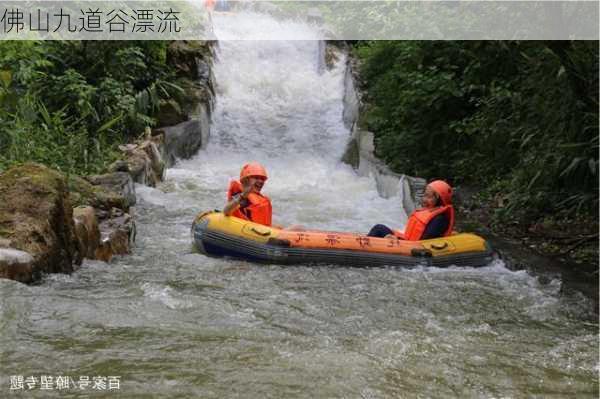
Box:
[338,47,425,214]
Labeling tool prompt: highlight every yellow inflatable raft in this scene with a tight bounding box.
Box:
[191,211,496,268]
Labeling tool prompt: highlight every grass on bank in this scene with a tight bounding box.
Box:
[0,41,182,175]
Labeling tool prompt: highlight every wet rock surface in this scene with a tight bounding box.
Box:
[0,163,80,282]
[0,164,137,283]
[69,175,129,211]
[159,40,215,166]
[0,41,216,284]
[160,118,210,166]
[86,172,136,208]
[120,134,166,187]
[73,206,101,260]
[157,98,188,127]
[0,248,34,282]
[167,40,214,81]
[340,49,425,214]
[95,208,136,262]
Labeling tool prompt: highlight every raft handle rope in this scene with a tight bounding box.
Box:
[411,248,432,257]
[251,227,271,237]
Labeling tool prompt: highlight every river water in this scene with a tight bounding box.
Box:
[1,11,598,398]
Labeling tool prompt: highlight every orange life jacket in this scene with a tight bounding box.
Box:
[226,180,273,227]
[393,205,455,241]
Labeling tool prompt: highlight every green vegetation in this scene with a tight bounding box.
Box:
[0,41,182,175]
[354,41,598,227]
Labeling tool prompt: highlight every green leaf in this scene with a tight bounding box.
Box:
[527,170,542,190]
[38,101,52,127]
[520,133,536,148]
[0,70,11,88]
[557,142,590,149]
[96,113,123,134]
[559,157,584,178]
[589,159,597,176]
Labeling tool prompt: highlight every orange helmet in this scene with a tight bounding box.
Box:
[427,180,452,206]
[240,162,268,181]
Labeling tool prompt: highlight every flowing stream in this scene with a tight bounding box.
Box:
[1,11,598,398]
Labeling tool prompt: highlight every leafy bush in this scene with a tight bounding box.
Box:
[0,41,180,175]
[355,40,598,221]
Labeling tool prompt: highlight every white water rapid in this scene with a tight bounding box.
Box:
[143,13,408,233]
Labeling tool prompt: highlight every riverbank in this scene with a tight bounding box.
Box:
[0,41,216,283]
[456,185,598,271]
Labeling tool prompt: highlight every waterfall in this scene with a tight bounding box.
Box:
[149,11,409,233]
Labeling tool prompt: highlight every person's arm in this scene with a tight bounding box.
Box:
[224,183,252,216]
[421,214,449,240]
[223,194,243,216]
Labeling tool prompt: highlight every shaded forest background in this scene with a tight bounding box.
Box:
[353,41,598,233]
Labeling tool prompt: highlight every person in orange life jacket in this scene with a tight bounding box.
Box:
[224,162,273,226]
[204,0,216,12]
[367,180,455,240]
[224,163,306,230]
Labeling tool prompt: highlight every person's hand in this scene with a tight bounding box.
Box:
[240,182,253,199]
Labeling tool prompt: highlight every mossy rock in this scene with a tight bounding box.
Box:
[156,98,188,127]
[0,162,66,200]
[168,40,212,59]
[341,138,359,169]
[176,78,213,116]
[0,163,79,280]
[68,176,128,212]
[167,40,213,79]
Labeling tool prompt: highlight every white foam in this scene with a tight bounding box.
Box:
[141,282,194,310]
[162,23,406,232]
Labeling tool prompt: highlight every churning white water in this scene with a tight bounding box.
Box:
[1,10,597,399]
[144,11,408,232]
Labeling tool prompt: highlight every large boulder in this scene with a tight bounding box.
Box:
[0,163,80,282]
[68,175,128,212]
[159,116,210,167]
[167,40,213,80]
[174,77,215,120]
[166,41,215,117]
[156,98,188,127]
[86,172,136,208]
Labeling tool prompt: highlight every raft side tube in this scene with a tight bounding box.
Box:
[200,212,431,256]
[192,218,495,268]
[198,211,489,256]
